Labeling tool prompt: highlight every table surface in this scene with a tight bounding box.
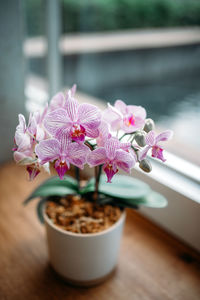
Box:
[0,162,200,300]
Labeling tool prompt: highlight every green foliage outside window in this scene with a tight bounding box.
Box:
[25,0,200,36]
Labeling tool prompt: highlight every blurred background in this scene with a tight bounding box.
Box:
[1,0,200,167]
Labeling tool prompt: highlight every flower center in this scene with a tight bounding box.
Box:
[124,114,135,127]
[70,124,86,142]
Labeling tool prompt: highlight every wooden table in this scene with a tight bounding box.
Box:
[0,162,200,300]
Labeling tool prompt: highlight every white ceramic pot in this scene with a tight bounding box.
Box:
[44,210,126,286]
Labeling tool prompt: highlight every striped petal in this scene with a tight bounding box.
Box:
[68,143,90,169]
[85,127,99,139]
[115,149,135,173]
[105,137,120,160]
[103,103,122,131]
[87,148,107,167]
[145,130,156,146]
[156,130,173,143]
[120,142,131,152]
[65,94,79,121]
[139,145,151,161]
[44,108,72,137]
[78,103,101,130]
[35,139,60,164]
[49,92,66,111]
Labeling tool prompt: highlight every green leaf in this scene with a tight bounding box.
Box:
[24,176,78,204]
[96,195,139,209]
[81,174,150,200]
[118,190,168,208]
[38,175,78,189]
[36,197,47,224]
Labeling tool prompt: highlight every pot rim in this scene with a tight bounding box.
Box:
[43,207,126,238]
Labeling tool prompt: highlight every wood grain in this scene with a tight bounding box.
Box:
[0,162,199,300]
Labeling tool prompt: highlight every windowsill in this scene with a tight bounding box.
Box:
[24,27,200,57]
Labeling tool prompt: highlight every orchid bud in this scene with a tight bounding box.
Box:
[139,159,152,173]
[144,118,155,133]
[134,131,146,147]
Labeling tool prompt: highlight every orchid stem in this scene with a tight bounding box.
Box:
[94,165,102,202]
[119,132,135,141]
[85,141,94,150]
[75,166,80,192]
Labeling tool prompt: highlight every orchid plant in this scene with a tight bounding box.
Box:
[13,85,173,221]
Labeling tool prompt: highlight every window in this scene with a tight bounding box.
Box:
[23,0,200,250]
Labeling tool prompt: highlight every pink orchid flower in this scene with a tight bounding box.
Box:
[13,114,50,180]
[87,137,135,183]
[13,114,35,165]
[28,104,49,143]
[103,100,146,133]
[140,130,173,162]
[44,90,101,143]
[49,85,77,112]
[14,114,31,152]
[35,135,90,179]
[96,120,112,147]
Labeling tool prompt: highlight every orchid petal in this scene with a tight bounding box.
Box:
[15,114,30,149]
[54,159,70,180]
[139,145,151,161]
[156,130,173,143]
[120,142,131,152]
[129,148,138,162]
[105,137,120,160]
[145,131,156,146]
[78,103,101,130]
[121,114,145,133]
[35,125,45,142]
[103,108,121,131]
[115,149,135,172]
[68,143,89,169]
[35,139,60,164]
[26,165,40,181]
[96,120,111,147]
[87,148,107,167]
[114,100,128,114]
[71,84,77,96]
[65,94,79,121]
[33,111,40,124]
[49,92,65,111]
[40,103,49,122]
[85,127,99,139]
[59,134,71,155]
[127,105,146,119]
[44,109,72,137]
[17,114,26,133]
[13,150,33,164]
[28,114,37,137]
[152,146,166,162]
[103,103,123,131]
[103,162,118,183]
[15,133,31,152]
